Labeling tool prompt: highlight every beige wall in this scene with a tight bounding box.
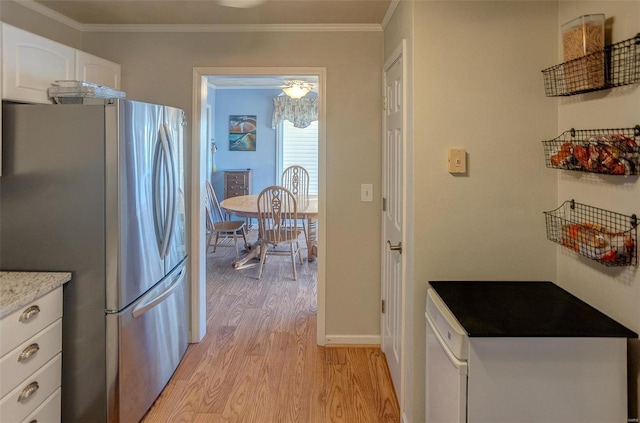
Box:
[556,2,640,418]
[2,0,82,48]
[2,1,386,340]
[83,30,384,338]
[386,1,559,420]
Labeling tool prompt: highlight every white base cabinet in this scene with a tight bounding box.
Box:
[0,287,63,423]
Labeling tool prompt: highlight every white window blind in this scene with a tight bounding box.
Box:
[279,119,318,195]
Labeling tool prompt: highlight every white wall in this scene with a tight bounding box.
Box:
[386,1,559,420]
[556,2,640,418]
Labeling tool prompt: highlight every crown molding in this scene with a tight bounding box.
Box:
[14,0,84,31]
[381,0,401,30]
[13,1,383,33]
[81,23,383,33]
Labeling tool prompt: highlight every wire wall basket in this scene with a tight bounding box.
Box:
[542,33,640,97]
[544,200,638,267]
[542,125,640,175]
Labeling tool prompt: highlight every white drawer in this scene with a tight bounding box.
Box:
[0,353,61,423]
[21,387,61,423]
[0,319,62,398]
[0,288,62,357]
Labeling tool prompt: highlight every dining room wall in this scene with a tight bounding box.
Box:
[210,88,281,200]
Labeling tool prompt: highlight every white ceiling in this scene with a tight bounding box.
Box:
[26,1,385,89]
[31,0,393,26]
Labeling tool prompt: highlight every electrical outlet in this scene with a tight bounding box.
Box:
[448,148,467,174]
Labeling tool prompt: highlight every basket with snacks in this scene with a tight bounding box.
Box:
[543,125,640,175]
[544,200,638,267]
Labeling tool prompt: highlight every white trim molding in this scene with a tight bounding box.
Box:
[81,23,382,33]
[325,335,381,346]
[9,2,382,33]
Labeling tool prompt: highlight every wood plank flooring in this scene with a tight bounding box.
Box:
[141,233,400,422]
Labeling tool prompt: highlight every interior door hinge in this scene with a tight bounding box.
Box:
[383,96,388,111]
[382,197,387,212]
[382,299,386,314]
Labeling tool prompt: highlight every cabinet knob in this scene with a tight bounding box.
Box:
[18,343,40,362]
[19,305,40,322]
[17,381,39,402]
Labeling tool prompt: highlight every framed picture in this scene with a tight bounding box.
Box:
[229,115,257,151]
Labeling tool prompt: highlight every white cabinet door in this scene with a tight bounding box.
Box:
[75,50,121,89]
[2,24,75,104]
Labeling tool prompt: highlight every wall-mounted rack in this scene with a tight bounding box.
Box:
[544,200,638,267]
[542,33,640,97]
[542,125,640,175]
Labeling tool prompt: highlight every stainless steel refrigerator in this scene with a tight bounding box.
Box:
[0,99,189,423]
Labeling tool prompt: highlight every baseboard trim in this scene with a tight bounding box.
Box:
[325,335,380,346]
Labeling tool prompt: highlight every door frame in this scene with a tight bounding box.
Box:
[190,66,327,345]
[381,40,412,420]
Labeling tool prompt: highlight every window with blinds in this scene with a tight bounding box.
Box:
[277,119,318,195]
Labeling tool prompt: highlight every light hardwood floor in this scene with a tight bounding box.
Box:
[142,233,400,422]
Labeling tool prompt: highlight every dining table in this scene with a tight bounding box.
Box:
[220,194,319,270]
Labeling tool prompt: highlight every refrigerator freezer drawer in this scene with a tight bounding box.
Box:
[106,261,188,423]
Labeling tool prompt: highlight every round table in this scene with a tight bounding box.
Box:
[220,194,318,268]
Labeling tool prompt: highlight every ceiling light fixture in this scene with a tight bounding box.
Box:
[217,0,266,8]
[282,80,312,99]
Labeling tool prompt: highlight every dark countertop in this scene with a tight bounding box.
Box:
[429,281,638,338]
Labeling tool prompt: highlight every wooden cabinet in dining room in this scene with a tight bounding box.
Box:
[224,169,253,199]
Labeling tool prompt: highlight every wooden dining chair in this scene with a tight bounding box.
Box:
[205,180,248,259]
[281,165,310,244]
[256,185,303,280]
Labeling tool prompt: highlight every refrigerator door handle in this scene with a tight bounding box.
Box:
[156,126,174,259]
[132,262,185,318]
[161,124,177,255]
[152,137,164,256]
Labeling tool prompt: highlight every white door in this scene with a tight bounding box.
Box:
[382,43,405,399]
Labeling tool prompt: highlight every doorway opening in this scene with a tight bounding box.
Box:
[190,67,326,345]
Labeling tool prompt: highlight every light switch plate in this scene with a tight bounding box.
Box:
[448,148,467,174]
[361,184,373,202]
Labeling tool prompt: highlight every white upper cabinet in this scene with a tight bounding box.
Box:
[2,24,75,104]
[76,50,121,90]
[1,24,122,104]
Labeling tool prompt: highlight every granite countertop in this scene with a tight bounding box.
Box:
[0,271,72,319]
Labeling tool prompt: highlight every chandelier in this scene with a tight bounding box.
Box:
[282,80,313,99]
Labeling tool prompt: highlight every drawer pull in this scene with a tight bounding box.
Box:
[18,343,40,362]
[19,305,41,322]
[17,381,39,402]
